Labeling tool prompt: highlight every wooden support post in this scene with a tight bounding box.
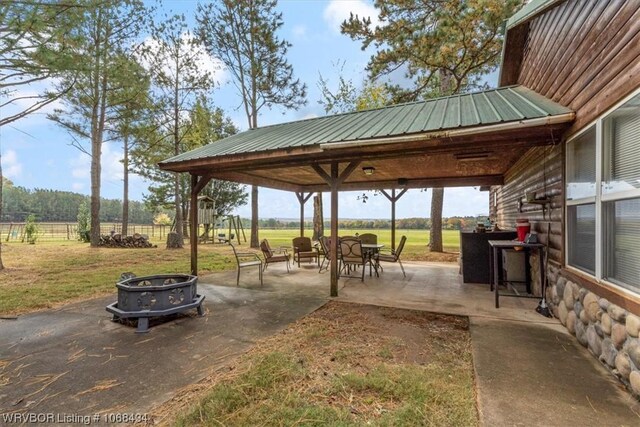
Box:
[311,161,360,297]
[190,173,213,276]
[295,192,314,237]
[380,188,408,250]
[330,162,339,297]
[391,189,396,250]
[190,174,199,276]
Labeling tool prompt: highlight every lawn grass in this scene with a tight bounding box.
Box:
[0,229,459,315]
[163,302,478,426]
[0,241,237,315]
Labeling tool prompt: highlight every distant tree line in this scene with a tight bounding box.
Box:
[248,215,488,231]
[2,180,154,223]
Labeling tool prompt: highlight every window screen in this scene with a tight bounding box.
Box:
[567,204,596,274]
[604,198,640,291]
[567,126,596,200]
[603,96,640,194]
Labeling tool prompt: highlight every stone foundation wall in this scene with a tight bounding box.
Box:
[546,266,640,398]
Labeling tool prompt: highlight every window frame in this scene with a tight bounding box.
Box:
[565,87,640,294]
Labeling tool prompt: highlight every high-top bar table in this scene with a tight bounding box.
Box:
[488,240,545,308]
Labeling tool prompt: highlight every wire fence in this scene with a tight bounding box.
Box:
[0,223,171,242]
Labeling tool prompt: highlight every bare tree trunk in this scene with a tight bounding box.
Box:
[0,152,4,270]
[122,134,129,236]
[429,188,444,252]
[428,68,453,253]
[182,198,189,238]
[172,74,184,247]
[250,185,259,247]
[312,192,324,240]
[90,137,102,246]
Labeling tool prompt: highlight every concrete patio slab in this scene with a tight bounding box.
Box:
[0,266,327,419]
[2,260,639,426]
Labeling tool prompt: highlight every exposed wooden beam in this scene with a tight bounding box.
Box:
[210,171,305,192]
[337,160,361,185]
[311,164,332,185]
[193,172,214,194]
[190,174,199,276]
[330,162,339,297]
[298,175,505,193]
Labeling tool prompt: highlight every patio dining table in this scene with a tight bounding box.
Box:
[361,243,384,277]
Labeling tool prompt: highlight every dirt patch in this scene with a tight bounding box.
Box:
[409,251,459,263]
[146,301,477,426]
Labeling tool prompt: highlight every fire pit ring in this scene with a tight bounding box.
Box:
[106,274,205,333]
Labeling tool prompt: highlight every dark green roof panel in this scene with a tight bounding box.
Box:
[161,85,572,165]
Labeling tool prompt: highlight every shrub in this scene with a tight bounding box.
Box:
[77,200,90,242]
[25,214,40,244]
[153,212,172,226]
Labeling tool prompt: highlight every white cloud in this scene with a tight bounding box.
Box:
[69,143,126,191]
[292,24,307,40]
[139,33,226,86]
[3,149,23,179]
[72,182,84,191]
[323,0,380,34]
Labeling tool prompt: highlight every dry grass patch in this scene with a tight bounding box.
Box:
[151,302,478,426]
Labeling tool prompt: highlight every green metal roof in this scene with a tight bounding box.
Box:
[161,85,572,166]
[506,0,565,29]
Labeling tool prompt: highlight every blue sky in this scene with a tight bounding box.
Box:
[0,0,491,220]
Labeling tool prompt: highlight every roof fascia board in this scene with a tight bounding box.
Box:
[506,0,566,30]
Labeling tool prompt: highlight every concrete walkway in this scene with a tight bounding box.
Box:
[1,261,639,425]
[337,261,640,426]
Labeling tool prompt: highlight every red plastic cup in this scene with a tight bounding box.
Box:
[516,219,530,242]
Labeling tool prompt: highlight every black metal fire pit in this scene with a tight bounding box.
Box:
[106,274,205,333]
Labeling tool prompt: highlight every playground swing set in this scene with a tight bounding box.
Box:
[195,196,246,245]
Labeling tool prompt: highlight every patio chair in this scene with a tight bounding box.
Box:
[292,236,319,267]
[374,235,407,278]
[230,243,263,286]
[359,233,377,244]
[260,239,290,272]
[318,236,332,272]
[339,237,366,281]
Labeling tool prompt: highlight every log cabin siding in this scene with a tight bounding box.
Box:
[503,0,640,134]
[490,143,564,268]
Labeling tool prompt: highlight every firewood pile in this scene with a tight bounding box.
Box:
[98,233,156,248]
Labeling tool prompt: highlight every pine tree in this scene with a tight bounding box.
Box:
[48,0,148,247]
[197,0,307,248]
[341,0,522,251]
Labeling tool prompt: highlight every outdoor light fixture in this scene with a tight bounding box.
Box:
[362,166,376,176]
[397,178,408,186]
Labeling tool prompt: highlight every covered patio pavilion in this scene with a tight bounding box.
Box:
[159,85,574,296]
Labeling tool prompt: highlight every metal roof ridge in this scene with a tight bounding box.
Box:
[246,85,524,132]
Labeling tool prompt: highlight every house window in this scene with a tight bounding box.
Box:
[566,92,640,293]
[567,126,596,200]
[567,204,595,274]
[603,198,640,290]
